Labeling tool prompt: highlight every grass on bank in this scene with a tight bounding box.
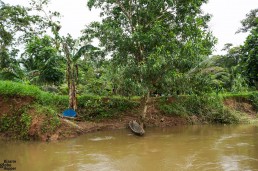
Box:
[0,81,257,139]
[0,81,140,139]
[0,80,68,106]
[0,81,139,119]
[158,92,258,124]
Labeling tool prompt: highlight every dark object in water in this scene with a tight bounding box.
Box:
[129,120,145,136]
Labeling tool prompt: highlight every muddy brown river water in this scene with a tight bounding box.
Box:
[0,124,258,171]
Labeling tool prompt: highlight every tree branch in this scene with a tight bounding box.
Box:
[115,0,134,33]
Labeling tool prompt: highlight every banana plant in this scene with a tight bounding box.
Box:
[62,41,99,111]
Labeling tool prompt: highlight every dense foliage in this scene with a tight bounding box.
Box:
[158,95,242,124]
[0,0,257,137]
[0,80,139,119]
[83,0,216,96]
[0,0,257,96]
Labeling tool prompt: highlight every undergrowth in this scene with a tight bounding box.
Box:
[158,95,242,124]
[0,81,68,106]
[0,80,140,120]
[1,80,256,140]
[78,95,139,120]
[0,112,32,140]
[35,105,61,134]
[249,92,258,111]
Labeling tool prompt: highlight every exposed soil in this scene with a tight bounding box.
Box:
[0,95,34,116]
[51,103,188,141]
[224,98,257,118]
[0,95,257,141]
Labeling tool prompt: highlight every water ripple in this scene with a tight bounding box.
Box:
[89,136,114,141]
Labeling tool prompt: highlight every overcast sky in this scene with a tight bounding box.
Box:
[4,0,258,55]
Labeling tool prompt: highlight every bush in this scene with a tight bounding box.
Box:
[35,105,61,133]
[158,94,241,124]
[0,81,41,97]
[20,113,32,139]
[158,103,187,117]
[211,107,240,124]
[78,95,139,120]
[0,112,32,140]
[0,81,68,107]
[0,81,140,120]
[0,114,14,132]
[250,92,258,111]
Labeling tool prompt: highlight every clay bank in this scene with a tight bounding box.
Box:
[0,81,258,141]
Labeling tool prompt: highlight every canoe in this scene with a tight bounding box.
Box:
[129,120,145,136]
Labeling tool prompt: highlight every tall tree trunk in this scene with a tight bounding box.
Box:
[68,64,73,109]
[140,91,150,128]
[63,43,77,111]
[71,64,77,110]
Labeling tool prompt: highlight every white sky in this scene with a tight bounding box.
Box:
[4,0,258,55]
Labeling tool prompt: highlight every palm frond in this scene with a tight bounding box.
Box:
[73,44,99,62]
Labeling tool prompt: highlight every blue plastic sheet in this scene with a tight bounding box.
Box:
[63,109,77,117]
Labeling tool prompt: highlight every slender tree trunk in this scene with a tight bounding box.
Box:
[140,91,150,128]
[67,64,73,109]
[63,43,77,111]
[71,64,77,110]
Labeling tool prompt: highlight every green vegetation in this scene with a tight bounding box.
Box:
[20,113,32,138]
[0,80,140,139]
[0,113,32,140]
[158,95,239,124]
[78,95,139,120]
[37,105,61,134]
[159,93,258,124]
[0,80,139,117]
[0,82,257,140]
[250,92,258,110]
[0,1,257,140]
[0,80,68,106]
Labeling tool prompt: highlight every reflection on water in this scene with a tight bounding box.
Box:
[89,136,114,141]
[0,124,258,171]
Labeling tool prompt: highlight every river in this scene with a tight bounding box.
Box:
[0,124,258,171]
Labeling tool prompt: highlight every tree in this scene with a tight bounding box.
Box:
[21,35,64,85]
[0,1,38,81]
[0,0,55,50]
[237,8,258,88]
[0,48,25,81]
[62,36,100,110]
[237,8,258,33]
[240,27,258,88]
[0,0,61,81]
[83,0,216,125]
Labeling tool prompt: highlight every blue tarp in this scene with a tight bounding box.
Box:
[63,109,77,117]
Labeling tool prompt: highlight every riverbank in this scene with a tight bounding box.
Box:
[0,94,189,141]
[0,81,257,141]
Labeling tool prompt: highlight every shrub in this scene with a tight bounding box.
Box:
[78,95,139,120]
[211,107,240,124]
[37,105,61,133]
[158,94,241,124]
[0,114,14,132]
[0,81,68,107]
[20,113,32,139]
[0,112,33,140]
[250,92,258,111]
[158,103,187,117]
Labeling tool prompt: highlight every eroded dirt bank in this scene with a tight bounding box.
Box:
[0,95,257,141]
